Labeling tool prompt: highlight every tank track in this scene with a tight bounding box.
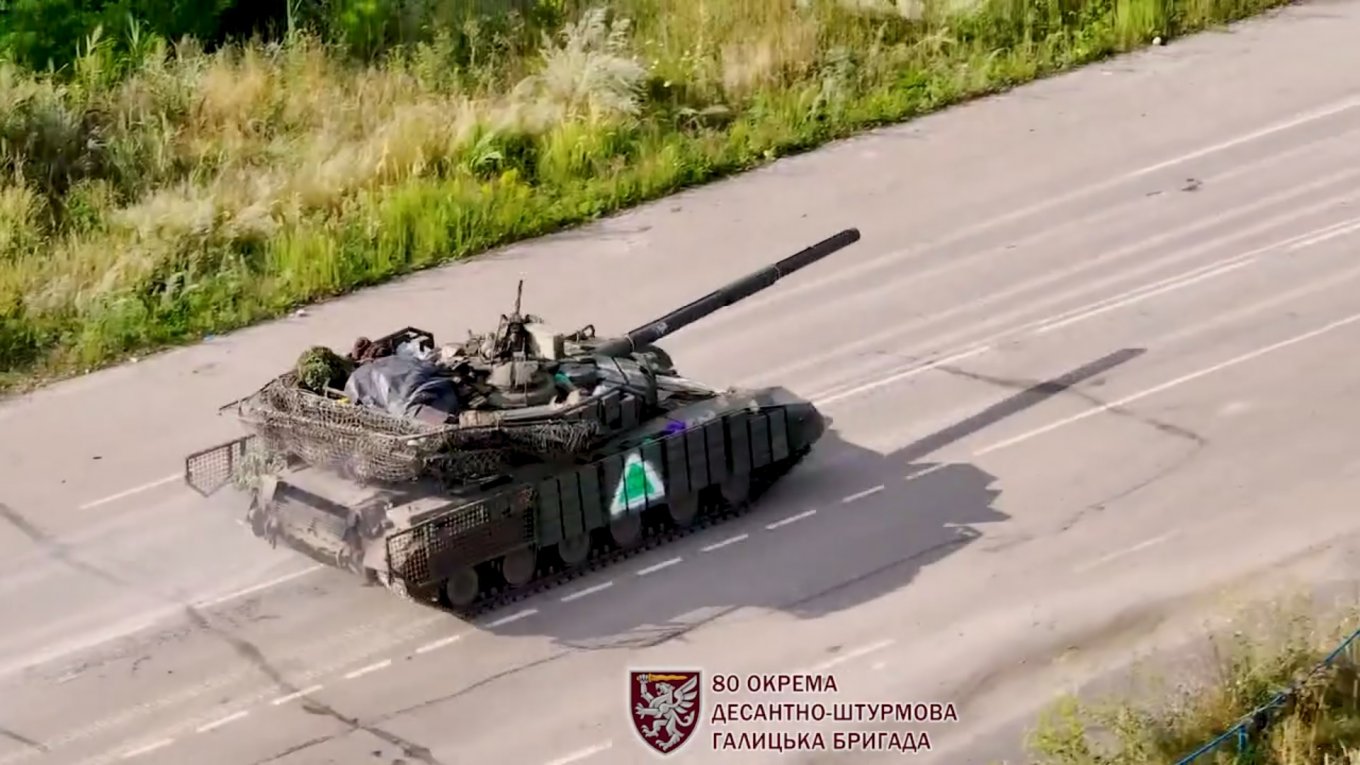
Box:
[405,446,812,621]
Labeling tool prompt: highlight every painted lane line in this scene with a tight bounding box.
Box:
[271,685,323,706]
[544,741,614,765]
[195,710,249,734]
[702,534,749,552]
[80,474,179,510]
[1035,259,1256,334]
[766,509,817,530]
[976,310,1360,456]
[842,485,884,504]
[637,557,683,576]
[1287,218,1360,250]
[905,464,948,482]
[414,634,464,654]
[813,345,991,406]
[343,659,391,680]
[561,581,614,602]
[808,639,896,673]
[119,739,174,759]
[871,661,887,671]
[1129,94,1360,177]
[1075,532,1178,573]
[796,180,1360,403]
[486,608,538,628]
[1025,208,1360,334]
[193,565,324,608]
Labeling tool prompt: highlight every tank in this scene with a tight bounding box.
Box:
[183,227,861,615]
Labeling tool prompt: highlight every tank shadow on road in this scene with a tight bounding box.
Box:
[482,347,1146,648]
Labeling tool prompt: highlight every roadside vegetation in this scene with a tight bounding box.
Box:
[1025,598,1360,765]
[0,0,1295,390]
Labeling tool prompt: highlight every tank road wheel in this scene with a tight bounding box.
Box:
[501,547,537,588]
[609,512,644,549]
[721,472,753,508]
[443,567,481,609]
[557,534,591,567]
[667,493,701,529]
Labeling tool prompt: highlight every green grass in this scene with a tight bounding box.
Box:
[0,0,1296,392]
[1025,598,1360,765]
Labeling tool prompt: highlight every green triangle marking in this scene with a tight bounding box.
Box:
[610,451,666,517]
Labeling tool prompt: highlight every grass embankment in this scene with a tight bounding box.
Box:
[1026,601,1360,765]
[0,0,1294,391]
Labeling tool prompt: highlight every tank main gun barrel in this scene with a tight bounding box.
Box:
[592,227,861,357]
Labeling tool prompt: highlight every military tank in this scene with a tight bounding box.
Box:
[184,227,860,614]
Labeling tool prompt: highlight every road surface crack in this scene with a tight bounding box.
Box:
[1059,442,1206,532]
[0,725,45,753]
[0,501,440,764]
[251,653,575,765]
[935,364,1207,445]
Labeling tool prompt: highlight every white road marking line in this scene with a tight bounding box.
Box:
[766,509,817,530]
[905,464,948,482]
[270,685,323,705]
[343,659,391,680]
[414,634,464,654]
[544,741,613,765]
[799,182,1360,405]
[1035,258,1256,333]
[1027,209,1360,334]
[702,534,749,552]
[193,565,324,608]
[975,310,1360,456]
[842,485,884,503]
[813,345,991,406]
[119,739,174,759]
[1287,218,1360,250]
[636,557,682,576]
[486,608,538,628]
[195,710,248,734]
[1129,94,1360,177]
[808,639,896,673]
[1075,532,1178,573]
[561,581,614,602]
[871,661,887,670]
[80,474,179,510]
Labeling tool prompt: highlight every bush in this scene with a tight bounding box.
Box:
[1026,600,1360,765]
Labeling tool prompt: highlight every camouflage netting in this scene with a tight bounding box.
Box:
[234,376,601,484]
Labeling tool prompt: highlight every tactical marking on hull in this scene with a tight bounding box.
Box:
[610,451,666,517]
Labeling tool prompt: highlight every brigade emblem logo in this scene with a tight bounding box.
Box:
[629,670,702,755]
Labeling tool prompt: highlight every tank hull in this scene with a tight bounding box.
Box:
[185,385,826,615]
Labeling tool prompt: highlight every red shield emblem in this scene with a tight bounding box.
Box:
[629,670,702,755]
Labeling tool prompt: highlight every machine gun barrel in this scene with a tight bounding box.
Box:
[592,227,860,357]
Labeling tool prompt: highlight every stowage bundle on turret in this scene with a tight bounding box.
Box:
[184,227,861,613]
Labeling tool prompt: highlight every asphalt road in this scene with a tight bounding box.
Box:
[4,3,1360,764]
